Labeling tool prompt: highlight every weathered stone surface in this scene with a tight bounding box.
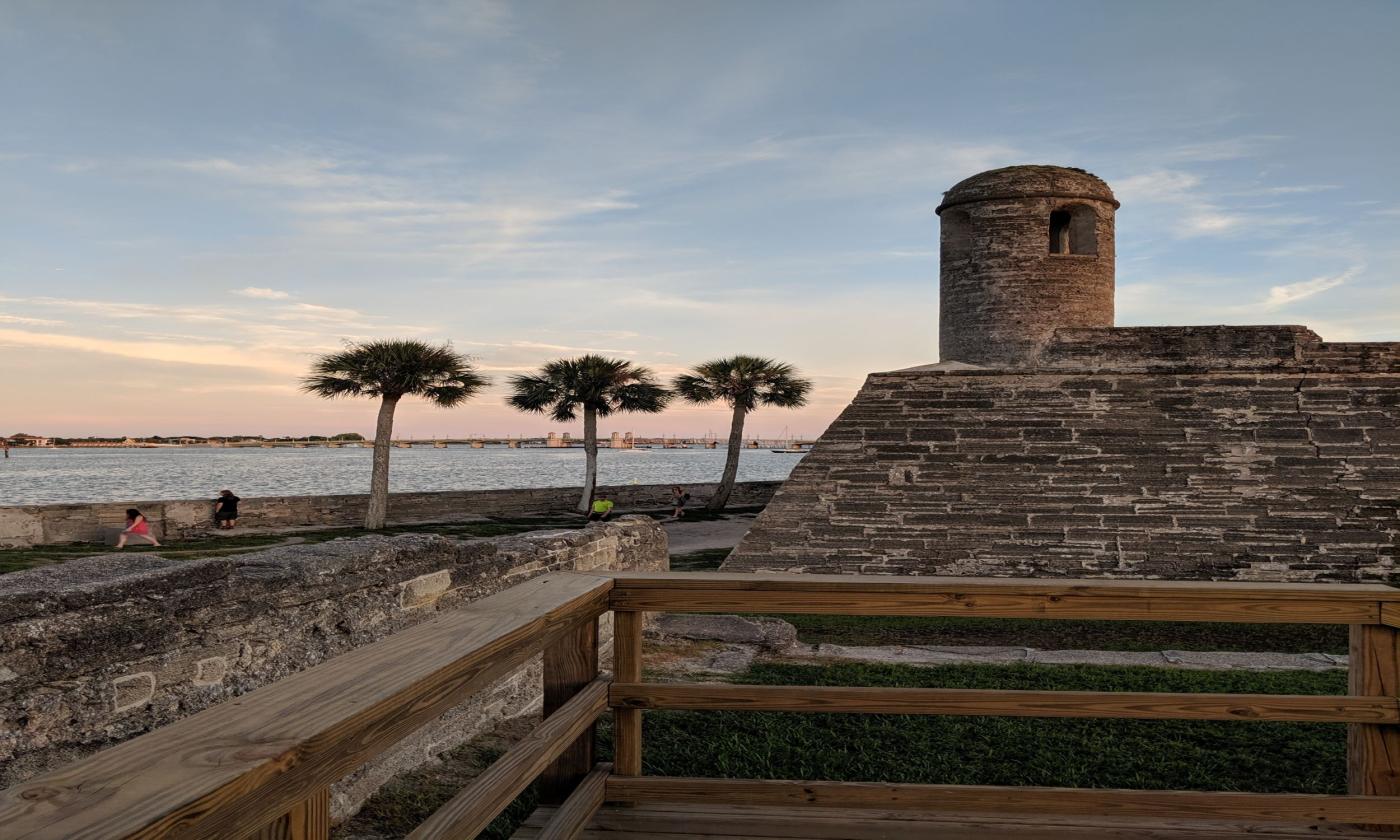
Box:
[730,347,1400,581]
[648,614,797,650]
[0,516,667,819]
[938,165,1117,367]
[0,481,778,549]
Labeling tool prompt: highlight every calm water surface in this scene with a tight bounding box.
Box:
[0,446,803,505]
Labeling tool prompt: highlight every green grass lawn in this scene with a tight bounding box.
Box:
[669,548,733,571]
[625,660,1347,794]
[336,659,1350,838]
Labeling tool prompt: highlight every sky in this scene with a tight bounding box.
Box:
[2,0,1397,440]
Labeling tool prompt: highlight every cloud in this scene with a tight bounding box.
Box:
[0,328,305,374]
[1251,184,1340,195]
[1113,170,1202,204]
[235,286,292,300]
[1114,169,1316,239]
[1158,136,1283,163]
[1263,266,1362,309]
[0,313,65,326]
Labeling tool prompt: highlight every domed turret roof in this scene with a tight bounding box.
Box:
[936,165,1118,214]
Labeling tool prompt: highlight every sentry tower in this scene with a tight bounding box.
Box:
[935,165,1119,366]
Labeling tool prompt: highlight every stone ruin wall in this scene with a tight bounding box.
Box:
[0,480,780,548]
[0,517,667,819]
[726,329,1400,581]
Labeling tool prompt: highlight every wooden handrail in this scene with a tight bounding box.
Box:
[610,682,1400,723]
[608,571,1395,623]
[535,763,610,840]
[605,776,1400,826]
[407,680,609,840]
[0,572,613,840]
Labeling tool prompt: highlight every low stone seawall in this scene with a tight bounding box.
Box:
[0,517,667,819]
[0,480,780,548]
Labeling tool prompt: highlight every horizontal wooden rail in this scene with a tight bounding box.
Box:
[0,572,613,840]
[606,776,1400,826]
[607,572,1396,623]
[408,680,610,840]
[535,763,610,840]
[611,682,1400,724]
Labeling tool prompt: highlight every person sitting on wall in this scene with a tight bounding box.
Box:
[213,489,241,529]
[116,508,161,549]
[588,497,615,521]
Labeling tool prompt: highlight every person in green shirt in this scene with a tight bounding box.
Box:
[588,497,614,521]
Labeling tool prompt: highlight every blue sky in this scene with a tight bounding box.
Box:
[2,0,1397,438]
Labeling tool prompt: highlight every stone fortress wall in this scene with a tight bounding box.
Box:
[0,480,780,548]
[726,165,1400,581]
[0,517,667,818]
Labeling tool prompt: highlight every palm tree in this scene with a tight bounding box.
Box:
[673,356,813,511]
[302,340,488,530]
[508,355,670,513]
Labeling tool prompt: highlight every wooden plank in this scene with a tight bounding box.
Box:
[578,803,1400,839]
[611,682,1400,724]
[0,572,613,840]
[407,679,609,840]
[608,586,1380,623]
[613,611,644,777]
[245,788,329,840]
[536,764,610,840]
[1382,603,1400,630]
[605,777,1400,826]
[540,618,599,804]
[1350,624,1400,832]
[606,571,1400,600]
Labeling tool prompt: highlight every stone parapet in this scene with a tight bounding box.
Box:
[0,480,780,548]
[0,517,667,819]
[1037,325,1400,372]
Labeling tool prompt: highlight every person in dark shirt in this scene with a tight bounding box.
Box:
[214,489,241,529]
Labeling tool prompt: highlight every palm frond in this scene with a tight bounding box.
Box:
[302,340,489,404]
[507,355,673,422]
[670,355,811,411]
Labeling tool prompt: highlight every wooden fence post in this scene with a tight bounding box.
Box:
[613,610,644,777]
[251,787,330,840]
[1348,622,1400,831]
[540,617,599,804]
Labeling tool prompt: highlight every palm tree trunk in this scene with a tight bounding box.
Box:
[366,395,399,529]
[579,407,598,514]
[709,404,747,511]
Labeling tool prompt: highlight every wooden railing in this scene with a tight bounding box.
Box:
[0,572,615,840]
[604,573,1400,834]
[4,571,1400,838]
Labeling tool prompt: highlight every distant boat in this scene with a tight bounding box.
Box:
[771,446,806,454]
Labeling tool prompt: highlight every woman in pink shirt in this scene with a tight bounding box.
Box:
[116,508,161,549]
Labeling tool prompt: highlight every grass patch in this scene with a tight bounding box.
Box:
[767,614,1348,655]
[635,660,1347,794]
[338,661,1348,838]
[669,548,731,572]
[642,505,765,524]
[333,723,538,840]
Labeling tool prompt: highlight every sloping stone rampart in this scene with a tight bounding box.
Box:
[727,339,1400,581]
[0,480,779,548]
[0,517,666,819]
